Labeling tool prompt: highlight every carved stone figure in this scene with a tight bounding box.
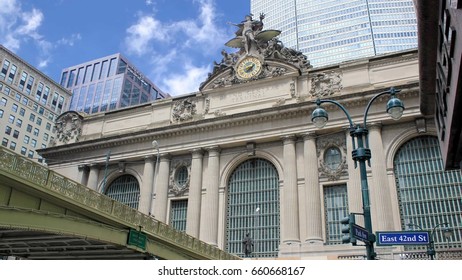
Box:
[50,111,83,146]
[172,98,197,122]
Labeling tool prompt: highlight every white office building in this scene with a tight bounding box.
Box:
[251,0,418,67]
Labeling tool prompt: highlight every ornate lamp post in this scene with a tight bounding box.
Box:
[311,87,405,260]
[407,222,454,260]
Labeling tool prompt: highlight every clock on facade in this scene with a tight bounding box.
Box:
[236,56,263,80]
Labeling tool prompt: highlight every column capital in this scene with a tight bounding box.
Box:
[78,164,89,171]
[159,153,171,161]
[144,155,155,162]
[367,122,382,131]
[205,145,221,152]
[301,132,317,141]
[190,148,204,158]
[281,135,297,144]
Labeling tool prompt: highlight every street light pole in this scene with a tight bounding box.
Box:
[407,222,454,260]
[311,87,405,260]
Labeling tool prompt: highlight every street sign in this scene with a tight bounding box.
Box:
[376,231,429,246]
[127,228,147,250]
[352,224,369,243]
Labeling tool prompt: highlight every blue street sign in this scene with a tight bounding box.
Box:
[352,224,369,242]
[376,231,430,246]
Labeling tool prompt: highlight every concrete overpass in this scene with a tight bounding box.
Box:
[0,147,240,260]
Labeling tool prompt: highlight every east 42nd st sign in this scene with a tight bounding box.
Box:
[376,231,430,246]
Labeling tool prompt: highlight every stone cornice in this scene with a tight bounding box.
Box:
[38,83,419,160]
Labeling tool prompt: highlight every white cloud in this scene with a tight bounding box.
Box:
[57,33,82,47]
[124,0,228,95]
[160,63,211,96]
[125,15,169,56]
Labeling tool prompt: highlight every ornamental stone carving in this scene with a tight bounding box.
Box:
[172,98,197,123]
[309,71,343,98]
[316,133,348,181]
[169,160,191,196]
[50,111,83,147]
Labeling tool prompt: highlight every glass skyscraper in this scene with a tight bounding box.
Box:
[60,53,169,114]
[251,0,418,67]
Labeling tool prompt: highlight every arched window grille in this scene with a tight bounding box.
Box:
[324,146,342,170]
[105,174,140,209]
[226,158,280,258]
[394,136,462,251]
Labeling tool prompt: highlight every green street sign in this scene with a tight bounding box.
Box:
[127,228,147,250]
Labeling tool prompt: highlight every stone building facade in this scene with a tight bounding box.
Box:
[39,16,462,259]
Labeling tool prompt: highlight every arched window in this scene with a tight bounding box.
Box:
[324,146,342,170]
[226,158,280,258]
[105,174,140,209]
[394,136,462,252]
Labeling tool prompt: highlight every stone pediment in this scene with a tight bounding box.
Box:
[200,58,302,91]
[199,13,312,92]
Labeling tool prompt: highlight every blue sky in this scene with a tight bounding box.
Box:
[0,0,251,96]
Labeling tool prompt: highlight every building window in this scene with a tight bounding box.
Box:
[324,146,342,170]
[36,117,42,125]
[169,200,188,232]
[394,136,462,251]
[31,139,37,148]
[324,184,349,244]
[33,128,39,136]
[20,146,27,155]
[9,141,16,150]
[1,59,10,80]
[24,135,30,144]
[226,158,280,258]
[25,76,34,95]
[19,107,25,116]
[26,124,32,133]
[19,71,27,91]
[1,138,8,147]
[28,150,34,159]
[174,165,189,189]
[13,130,19,139]
[7,64,17,84]
[0,109,3,118]
[16,118,22,127]
[12,103,18,112]
[29,113,35,122]
[105,174,140,209]
[8,114,14,123]
[5,126,12,135]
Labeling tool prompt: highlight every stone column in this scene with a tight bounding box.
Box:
[282,136,300,244]
[87,164,99,191]
[302,133,323,243]
[77,165,89,186]
[368,123,394,230]
[200,146,220,246]
[139,155,155,215]
[186,149,204,238]
[153,154,171,222]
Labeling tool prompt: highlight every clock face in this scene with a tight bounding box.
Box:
[236,57,262,80]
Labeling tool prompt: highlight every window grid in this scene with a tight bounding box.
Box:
[226,158,280,258]
[169,199,188,232]
[105,175,140,209]
[394,136,462,250]
[324,184,349,244]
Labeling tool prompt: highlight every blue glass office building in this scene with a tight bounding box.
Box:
[60,54,168,114]
[251,0,418,67]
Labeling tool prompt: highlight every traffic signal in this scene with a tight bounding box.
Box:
[340,213,357,245]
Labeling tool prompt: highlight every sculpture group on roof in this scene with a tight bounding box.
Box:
[207,13,311,78]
